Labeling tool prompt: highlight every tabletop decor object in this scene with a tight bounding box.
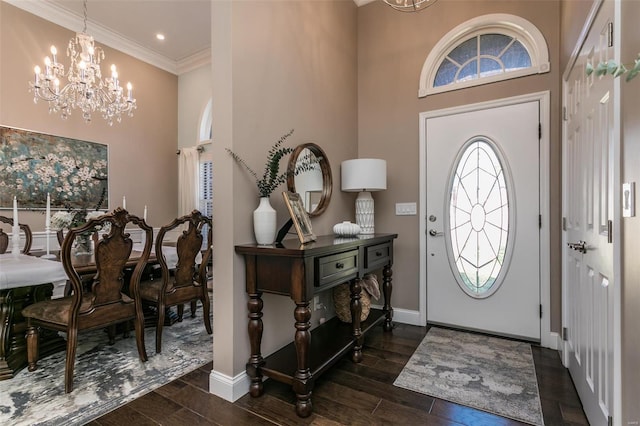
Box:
[333,221,361,237]
[226,129,317,245]
[282,191,316,244]
[50,195,107,255]
[11,196,20,255]
[341,158,387,234]
[28,0,136,125]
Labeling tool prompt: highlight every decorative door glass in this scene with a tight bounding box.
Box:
[447,137,513,298]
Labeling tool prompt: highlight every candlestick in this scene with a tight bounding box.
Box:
[143,205,147,221]
[122,196,126,209]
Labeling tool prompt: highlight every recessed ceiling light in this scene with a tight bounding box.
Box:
[156,33,165,41]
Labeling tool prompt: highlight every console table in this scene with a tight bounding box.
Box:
[235,233,397,417]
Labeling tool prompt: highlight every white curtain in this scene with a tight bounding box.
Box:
[178,147,200,216]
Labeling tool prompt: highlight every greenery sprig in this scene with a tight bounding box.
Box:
[586,53,640,82]
[226,129,317,198]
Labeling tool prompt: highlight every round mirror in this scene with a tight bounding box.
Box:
[287,143,332,217]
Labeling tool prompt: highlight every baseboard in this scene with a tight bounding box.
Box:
[209,369,250,402]
[371,304,422,326]
[543,331,559,350]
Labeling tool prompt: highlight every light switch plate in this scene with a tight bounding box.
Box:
[623,182,635,217]
[395,202,417,216]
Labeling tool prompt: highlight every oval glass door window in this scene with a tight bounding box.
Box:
[446,137,514,298]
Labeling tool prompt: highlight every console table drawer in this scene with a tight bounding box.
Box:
[364,242,391,270]
[316,249,358,287]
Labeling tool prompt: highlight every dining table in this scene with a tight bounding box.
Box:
[0,253,67,380]
[0,241,198,380]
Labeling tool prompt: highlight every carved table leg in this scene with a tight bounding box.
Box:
[382,264,394,332]
[293,301,312,418]
[0,290,15,380]
[350,278,363,363]
[246,292,264,397]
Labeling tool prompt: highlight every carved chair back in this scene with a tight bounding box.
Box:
[0,215,32,254]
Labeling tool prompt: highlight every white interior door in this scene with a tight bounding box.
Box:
[426,101,541,341]
[563,1,615,424]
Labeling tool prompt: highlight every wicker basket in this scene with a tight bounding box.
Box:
[332,282,371,323]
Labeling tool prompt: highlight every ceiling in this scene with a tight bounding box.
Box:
[5,0,375,75]
[4,0,212,75]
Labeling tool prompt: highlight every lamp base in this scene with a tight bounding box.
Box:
[355,191,375,234]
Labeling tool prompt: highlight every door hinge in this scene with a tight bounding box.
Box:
[608,415,613,426]
[563,106,568,121]
[562,327,568,341]
[538,123,542,139]
[562,216,567,231]
[539,215,542,229]
[607,22,614,48]
[539,304,543,318]
[608,220,613,243]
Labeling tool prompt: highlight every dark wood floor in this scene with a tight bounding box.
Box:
[90,323,589,426]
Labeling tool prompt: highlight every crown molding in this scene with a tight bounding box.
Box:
[3,0,209,75]
[177,48,211,75]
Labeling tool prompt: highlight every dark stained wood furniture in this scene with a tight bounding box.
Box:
[21,208,153,393]
[138,210,212,353]
[235,233,397,417]
[0,215,33,254]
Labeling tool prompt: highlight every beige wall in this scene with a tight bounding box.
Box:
[357,1,562,328]
[212,0,358,377]
[620,0,640,422]
[0,3,179,231]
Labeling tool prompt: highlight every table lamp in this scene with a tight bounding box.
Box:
[341,159,387,234]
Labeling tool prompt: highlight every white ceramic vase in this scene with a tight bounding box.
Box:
[253,197,276,245]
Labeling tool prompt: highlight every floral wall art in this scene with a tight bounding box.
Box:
[0,126,108,210]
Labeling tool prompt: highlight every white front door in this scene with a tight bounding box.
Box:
[563,1,615,424]
[425,100,541,341]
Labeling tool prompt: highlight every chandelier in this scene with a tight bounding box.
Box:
[383,0,438,12]
[29,0,136,125]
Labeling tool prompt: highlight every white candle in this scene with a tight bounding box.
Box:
[13,196,19,231]
[143,205,147,221]
[122,196,126,209]
[45,193,51,228]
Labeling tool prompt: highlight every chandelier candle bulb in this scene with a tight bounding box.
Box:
[50,45,57,62]
[127,83,132,101]
[34,66,40,85]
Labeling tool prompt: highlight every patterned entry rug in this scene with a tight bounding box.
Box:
[394,327,544,425]
[0,308,213,426]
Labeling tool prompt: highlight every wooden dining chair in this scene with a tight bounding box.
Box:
[21,208,153,393]
[138,210,212,353]
[0,216,33,254]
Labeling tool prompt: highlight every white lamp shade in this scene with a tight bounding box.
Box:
[341,159,387,192]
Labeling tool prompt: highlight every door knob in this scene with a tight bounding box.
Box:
[429,229,444,237]
[567,240,587,253]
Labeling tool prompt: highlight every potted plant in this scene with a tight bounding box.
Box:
[226,129,316,245]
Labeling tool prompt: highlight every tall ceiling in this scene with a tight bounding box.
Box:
[5,0,375,75]
[4,0,212,75]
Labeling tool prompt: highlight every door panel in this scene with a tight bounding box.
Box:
[426,101,540,341]
[563,1,614,423]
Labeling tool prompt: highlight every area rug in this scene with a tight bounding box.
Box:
[0,308,213,426]
[393,327,544,425]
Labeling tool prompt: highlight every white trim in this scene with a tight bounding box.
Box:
[209,369,251,402]
[371,304,422,326]
[562,0,604,82]
[418,14,550,98]
[4,0,209,75]
[419,91,552,347]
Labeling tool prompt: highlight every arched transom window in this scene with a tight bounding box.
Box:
[419,14,550,97]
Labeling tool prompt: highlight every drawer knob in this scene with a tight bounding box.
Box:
[375,251,382,256]
[335,262,344,269]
